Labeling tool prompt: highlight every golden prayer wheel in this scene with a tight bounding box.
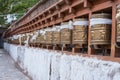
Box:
[60,22,72,44]
[29,35,34,45]
[72,18,88,44]
[21,34,27,44]
[46,28,52,44]
[90,13,112,45]
[11,35,20,44]
[117,23,120,42]
[52,26,60,44]
[30,31,39,44]
[35,34,42,43]
[39,34,46,44]
[116,5,120,22]
[116,5,120,42]
[39,30,46,44]
[14,38,19,44]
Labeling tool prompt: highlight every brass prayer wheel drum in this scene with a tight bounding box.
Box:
[35,34,43,43]
[30,31,39,44]
[21,34,27,44]
[116,5,120,42]
[26,33,33,45]
[117,23,120,42]
[116,5,120,22]
[90,13,112,45]
[45,28,53,44]
[60,21,72,44]
[14,38,19,44]
[39,29,46,44]
[13,35,19,44]
[27,32,35,44]
[72,18,88,44]
[38,29,46,44]
[52,26,61,44]
[29,30,45,44]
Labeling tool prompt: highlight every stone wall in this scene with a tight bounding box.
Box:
[4,43,120,80]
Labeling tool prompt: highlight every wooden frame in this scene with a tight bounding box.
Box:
[4,0,120,62]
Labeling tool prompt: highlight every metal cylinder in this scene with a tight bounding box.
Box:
[72,18,88,44]
[116,5,120,42]
[46,28,52,44]
[39,29,46,44]
[21,34,27,44]
[52,26,60,44]
[60,21,72,44]
[90,13,112,45]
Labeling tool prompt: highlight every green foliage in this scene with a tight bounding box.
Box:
[0,0,39,26]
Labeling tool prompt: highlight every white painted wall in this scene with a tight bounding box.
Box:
[4,43,18,61]
[4,43,120,80]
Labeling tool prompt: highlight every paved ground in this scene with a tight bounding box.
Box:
[0,49,30,80]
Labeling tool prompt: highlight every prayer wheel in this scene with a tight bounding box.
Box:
[90,13,112,45]
[21,34,27,44]
[52,26,61,44]
[30,33,35,44]
[39,29,46,44]
[12,35,19,44]
[35,31,43,44]
[46,28,53,44]
[31,31,41,44]
[116,5,120,42]
[72,18,88,44]
[60,21,72,44]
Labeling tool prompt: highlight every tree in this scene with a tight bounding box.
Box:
[0,0,39,26]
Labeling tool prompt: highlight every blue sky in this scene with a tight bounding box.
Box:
[7,14,16,22]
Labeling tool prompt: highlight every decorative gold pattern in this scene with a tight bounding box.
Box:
[21,35,27,44]
[91,24,111,44]
[52,31,60,44]
[46,31,52,44]
[90,13,111,45]
[72,26,88,44]
[60,28,72,44]
[117,24,120,42]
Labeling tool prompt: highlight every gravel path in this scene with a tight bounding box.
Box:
[0,49,30,80]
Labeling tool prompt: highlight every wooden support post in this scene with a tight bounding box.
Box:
[88,12,92,56]
[69,7,76,14]
[45,19,48,24]
[43,13,46,17]
[55,5,60,11]
[48,10,52,14]
[58,12,64,19]
[111,3,117,57]
[65,0,71,5]
[62,46,64,52]
[84,0,92,8]
[62,44,64,52]
[58,12,61,18]
[72,47,75,55]
[53,46,55,50]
